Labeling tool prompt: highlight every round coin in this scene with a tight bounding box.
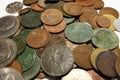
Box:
[92,0,104,9]
[65,22,94,43]
[31,3,45,12]
[40,9,63,25]
[23,0,38,5]
[41,44,74,76]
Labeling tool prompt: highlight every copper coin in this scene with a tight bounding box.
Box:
[26,28,50,48]
[115,55,120,77]
[63,2,83,16]
[73,44,93,69]
[19,8,31,15]
[31,3,45,11]
[75,0,95,7]
[112,46,120,56]
[40,9,63,26]
[92,0,104,9]
[83,6,98,13]
[43,20,66,33]
[96,16,111,28]
[99,7,119,18]
[23,0,38,5]
[96,51,117,77]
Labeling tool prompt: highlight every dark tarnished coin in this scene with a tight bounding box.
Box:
[65,22,94,43]
[16,46,37,71]
[0,67,24,80]
[41,44,74,76]
[96,51,117,77]
[23,55,41,80]
[92,28,119,50]
[6,1,23,14]
[20,10,42,28]
[0,38,17,67]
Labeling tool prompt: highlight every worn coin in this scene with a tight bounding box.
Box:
[31,3,45,12]
[92,0,104,9]
[23,0,38,5]
[41,44,74,76]
[19,8,31,15]
[6,1,23,14]
[64,17,75,24]
[114,19,120,32]
[38,0,47,8]
[0,67,24,80]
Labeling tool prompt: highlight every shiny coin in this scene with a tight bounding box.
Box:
[0,38,17,67]
[65,22,94,43]
[16,46,37,71]
[92,28,119,50]
[61,69,93,80]
[6,1,23,14]
[26,28,50,48]
[20,10,42,28]
[40,9,63,26]
[114,19,120,32]
[0,67,23,80]
[41,44,74,76]
[96,51,117,77]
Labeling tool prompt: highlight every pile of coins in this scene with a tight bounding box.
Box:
[0,0,120,80]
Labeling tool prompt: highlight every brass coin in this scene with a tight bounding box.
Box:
[23,0,38,5]
[96,51,117,77]
[19,8,31,15]
[26,28,50,48]
[41,9,63,26]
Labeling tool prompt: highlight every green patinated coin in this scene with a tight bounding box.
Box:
[92,28,119,50]
[23,55,41,80]
[16,46,37,71]
[65,22,94,43]
[64,17,75,24]
[20,10,42,28]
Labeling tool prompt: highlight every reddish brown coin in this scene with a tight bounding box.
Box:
[96,16,111,28]
[92,0,104,9]
[40,9,63,26]
[19,8,31,15]
[73,44,93,69]
[23,0,38,5]
[26,28,50,48]
[43,20,66,33]
[99,7,119,18]
[115,55,120,77]
[96,51,117,77]
[31,3,45,11]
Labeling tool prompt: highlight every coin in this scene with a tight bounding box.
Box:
[112,46,120,56]
[26,28,50,48]
[63,17,75,24]
[16,46,37,71]
[0,67,24,80]
[92,0,104,9]
[96,51,117,77]
[36,72,46,79]
[19,8,31,15]
[0,38,17,67]
[115,55,120,77]
[65,22,94,43]
[31,3,45,11]
[40,9,63,26]
[20,10,42,28]
[114,19,120,32]
[92,28,119,50]
[38,0,47,8]
[23,0,38,5]
[6,1,23,14]
[61,69,93,80]
[41,44,74,76]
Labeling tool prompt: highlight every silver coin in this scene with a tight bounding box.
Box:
[6,1,23,14]
[0,16,19,38]
[0,67,23,80]
[0,38,17,67]
[114,19,120,32]
[0,16,15,31]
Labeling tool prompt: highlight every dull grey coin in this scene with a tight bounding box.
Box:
[0,67,23,80]
[114,19,120,32]
[41,44,74,76]
[0,38,17,67]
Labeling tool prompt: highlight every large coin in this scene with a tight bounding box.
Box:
[0,38,17,67]
[41,44,74,76]
[0,67,24,80]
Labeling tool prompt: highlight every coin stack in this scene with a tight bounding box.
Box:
[0,0,120,80]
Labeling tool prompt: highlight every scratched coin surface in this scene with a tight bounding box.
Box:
[41,44,74,76]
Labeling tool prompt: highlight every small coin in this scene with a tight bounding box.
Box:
[0,38,17,67]
[16,46,37,71]
[61,69,93,80]
[31,3,45,11]
[114,19,120,32]
[41,44,74,76]
[92,28,119,50]
[40,9,63,26]
[19,8,31,15]
[0,67,24,80]
[96,51,117,77]
[6,1,23,14]
[65,22,94,43]
[92,0,104,9]
[26,28,50,48]
[23,0,38,5]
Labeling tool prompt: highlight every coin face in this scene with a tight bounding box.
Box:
[6,1,23,14]
[0,67,23,80]
[41,44,74,76]
[0,38,17,67]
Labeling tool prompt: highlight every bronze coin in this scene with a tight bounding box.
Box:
[19,8,31,15]
[40,9,63,26]
[83,6,98,13]
[112,46,120,56]
[23,0,38,5]
[99,7,119,18]
[26,28,50,48]
[92,0,104,9]
[96,16,111,28]
[43,20,66,33]
[96,51,117,77]
[115,55,120,77]
[73,44,93,69]
[31,3,45,11]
